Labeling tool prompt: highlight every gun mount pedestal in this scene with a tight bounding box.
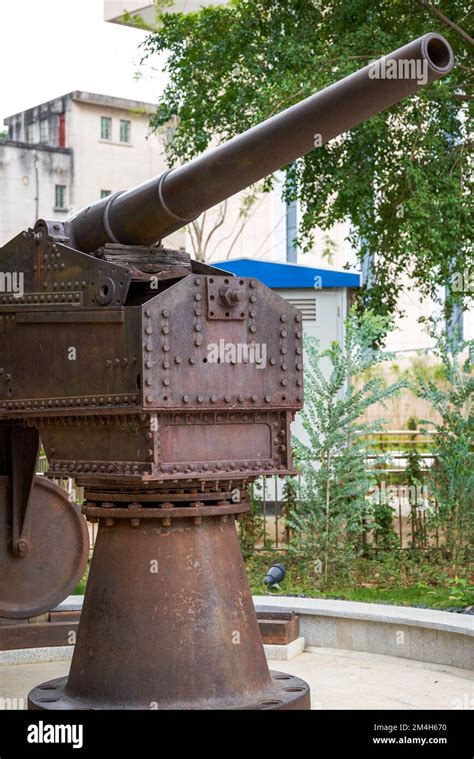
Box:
[28,492,310,710]
[0,33,453,711]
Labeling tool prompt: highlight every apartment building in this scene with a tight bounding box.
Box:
[0,90,184,249]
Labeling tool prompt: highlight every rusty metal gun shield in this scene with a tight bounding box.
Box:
[0,476,89,619]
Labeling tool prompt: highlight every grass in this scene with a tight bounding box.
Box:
[245,552,474,610]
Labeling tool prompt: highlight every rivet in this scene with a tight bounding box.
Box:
[183,395,189,403]
[162,309,169,318]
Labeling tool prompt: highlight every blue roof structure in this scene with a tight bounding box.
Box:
[213,258,361,289]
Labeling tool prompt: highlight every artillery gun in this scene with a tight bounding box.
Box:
[0,33,453,710]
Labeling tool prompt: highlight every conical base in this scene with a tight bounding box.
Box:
[28,514,310,710]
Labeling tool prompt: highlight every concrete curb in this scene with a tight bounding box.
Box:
[254,597,473,670]
[0,646,73,666]
[263,637,305,661]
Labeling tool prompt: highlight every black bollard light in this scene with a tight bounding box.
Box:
[264,563,286,590]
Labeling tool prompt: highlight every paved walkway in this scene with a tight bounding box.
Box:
[0,648,472,710]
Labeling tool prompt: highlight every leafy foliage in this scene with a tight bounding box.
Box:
[142,0,472,319]
[239,481,266,558]
[411,330,474,569]
[288,309,403,577]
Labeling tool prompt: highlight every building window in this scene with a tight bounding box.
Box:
[119,119,131,143]
[101,116,112,141]
[55,185,66,210]
[40,119,49,144]
[58,114,66,147]
[27,122,38,143]
[100,190,112,198]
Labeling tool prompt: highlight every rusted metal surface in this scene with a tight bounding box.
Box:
[1,610,300,650]
[0,621,79,651]
[63,34,453,252]
[0,33,454,710]
[29,511,309,710]
[0,475,89,619]
[257,611,300,646]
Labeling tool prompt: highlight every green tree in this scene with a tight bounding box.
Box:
[411,330,473,571]
[142,0,472,320]
[288,310,403,579]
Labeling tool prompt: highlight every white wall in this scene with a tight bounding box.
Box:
[0,143,72,246]
[69,99,184,250]
[105,0,222,24]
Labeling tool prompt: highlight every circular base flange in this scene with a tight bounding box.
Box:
[28,671,310,710]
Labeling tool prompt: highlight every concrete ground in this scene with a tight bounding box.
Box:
[0,648,472,710]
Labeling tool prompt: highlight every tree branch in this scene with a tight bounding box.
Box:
[416,0,474,47]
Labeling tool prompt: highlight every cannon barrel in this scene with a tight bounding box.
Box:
[64,33,453,253]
